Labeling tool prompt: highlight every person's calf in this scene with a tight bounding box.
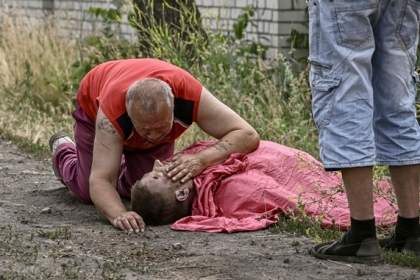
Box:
[389,164,420,218]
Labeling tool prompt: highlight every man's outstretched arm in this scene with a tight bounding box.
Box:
[89,107,144,232]
[166,86,260,182]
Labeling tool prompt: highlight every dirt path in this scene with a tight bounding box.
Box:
[0,136,419,280]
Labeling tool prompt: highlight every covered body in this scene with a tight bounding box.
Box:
[172,141,396,233]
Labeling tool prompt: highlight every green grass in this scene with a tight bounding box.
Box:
[37,226,72,241]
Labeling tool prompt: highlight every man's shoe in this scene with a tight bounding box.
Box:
[311,232,383,263]
[49,132,75,180]
[379,235,420,256]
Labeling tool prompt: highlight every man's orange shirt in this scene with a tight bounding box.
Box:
[77,59,203,149]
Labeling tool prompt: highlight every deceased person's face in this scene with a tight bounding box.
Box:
[139,160,195,202]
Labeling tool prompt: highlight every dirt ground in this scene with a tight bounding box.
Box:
[0,136,419,280]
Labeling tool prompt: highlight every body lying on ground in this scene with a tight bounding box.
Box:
[131,140,397,233]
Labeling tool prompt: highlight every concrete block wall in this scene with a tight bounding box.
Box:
[0,0,308,59]
[195,0,308,58]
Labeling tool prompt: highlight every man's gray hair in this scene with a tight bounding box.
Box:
[126,78,175,114]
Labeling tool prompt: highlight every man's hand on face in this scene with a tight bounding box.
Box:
[166,154,205,183]
[112,211,145,233]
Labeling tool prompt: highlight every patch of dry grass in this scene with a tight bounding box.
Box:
[0,10,77,150]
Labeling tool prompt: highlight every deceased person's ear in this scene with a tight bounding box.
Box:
[175,188,190,201]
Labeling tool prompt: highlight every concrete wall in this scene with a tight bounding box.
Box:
[1,0,308,59]
[195,0,308,59]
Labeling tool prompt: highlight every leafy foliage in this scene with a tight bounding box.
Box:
[232,6,269,58]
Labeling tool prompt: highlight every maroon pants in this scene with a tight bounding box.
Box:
[53,102,174,204]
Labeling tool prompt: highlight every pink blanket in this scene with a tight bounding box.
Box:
[171,141,397,233]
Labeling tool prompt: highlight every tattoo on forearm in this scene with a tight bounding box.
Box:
[213,139,233,152]
[97,117,118,136]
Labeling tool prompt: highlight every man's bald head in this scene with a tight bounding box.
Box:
[126,78,175,115]
[126,79,175,142]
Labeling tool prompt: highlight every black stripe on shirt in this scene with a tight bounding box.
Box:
[174,98,194,126]
[116,112,134,141]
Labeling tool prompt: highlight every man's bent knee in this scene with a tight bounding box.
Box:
[63,181,93,204]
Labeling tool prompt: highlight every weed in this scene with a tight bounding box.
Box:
[61,261,83,278]
[270,212,341,243]
[17,215,37,224]
[48,244,74,260]
[356,269,365,276]
[382,250,420,269]
[37,226,72,240]
[0,225,40,267]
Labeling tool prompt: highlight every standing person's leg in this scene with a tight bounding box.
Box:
[51,102,95,204]
[313,166,380,263]
[116,142,175,199]
[341,167,374,220]
[307,0,382,262]
[340,167,377,244]
[372,0,420,255]
[382,165,420,254]
[390,166,420,219]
